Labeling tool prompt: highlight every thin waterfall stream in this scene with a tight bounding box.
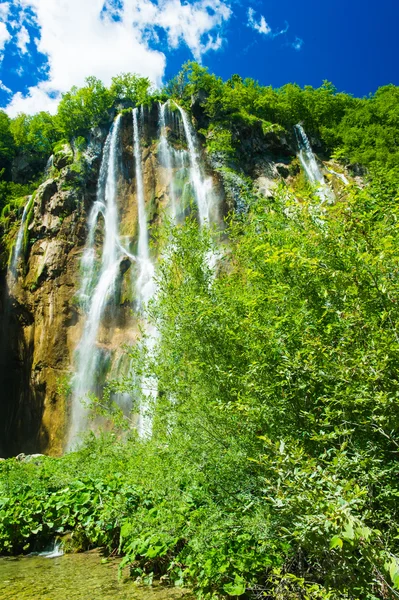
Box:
[295,123,334,203]
[133,106,157,437]
[158,101,178,221]
[174,103,214,225]
[133,107,156,309]
[10,196,32,276]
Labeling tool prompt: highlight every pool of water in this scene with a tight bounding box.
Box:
[0,549,193,600]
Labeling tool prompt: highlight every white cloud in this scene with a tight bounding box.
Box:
[6,85,60,114]
[16,24,29,53]
[0,79,11,93]
[5,0,231,115]
[0,3,9,22]
[292,36,303,51]
[247,7,271,36]
[0,20,10,50]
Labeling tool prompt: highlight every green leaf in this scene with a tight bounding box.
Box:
[330,536,343,549]
[223,576,246,596]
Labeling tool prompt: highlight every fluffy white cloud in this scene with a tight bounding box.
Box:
[6,85,60,114]
[5,0,231,115]
[0,3,9,22]
[16,24,29,53]
[247,7,271,36]
[0,21,10,50]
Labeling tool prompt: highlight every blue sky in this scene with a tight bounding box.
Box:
[0,0,397,116]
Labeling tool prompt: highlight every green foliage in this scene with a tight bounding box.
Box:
[2,64,399,600]
[57,76,112,138]
[0,111,15,174]
[109,73,151,105]
[169,62,399,175]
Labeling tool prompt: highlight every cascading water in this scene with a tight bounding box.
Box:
[158,101,188,222]
[133,107,156,309]
[295,124,334,203]
[10,196,32,276]
[67,103,221,446]
[174,103,215,225]
[328,168,349,185]
[158,101,178,220]
[67,114,125,449]
[133,107,157,437]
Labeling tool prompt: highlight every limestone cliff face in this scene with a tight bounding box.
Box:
[0,105,351,457]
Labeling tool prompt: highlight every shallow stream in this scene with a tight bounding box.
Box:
[0,549,192,600]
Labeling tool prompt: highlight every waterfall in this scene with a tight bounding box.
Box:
[174,103,214,225]
[295,124,333,203]
[132,106,157,437]
[67,103,219,446]
[67,114,124,449]
[10,196,32,276]
[158,101,178,220]
[133,107,155,309]
[328,168,349,185]
[44,154,54,176]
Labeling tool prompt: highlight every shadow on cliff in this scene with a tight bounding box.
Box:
[0,269,49,457]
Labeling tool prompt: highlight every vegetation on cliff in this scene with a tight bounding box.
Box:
[1,65,399,599]
[1,62,399,216]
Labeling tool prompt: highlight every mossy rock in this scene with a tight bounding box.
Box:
[53,143,74,170]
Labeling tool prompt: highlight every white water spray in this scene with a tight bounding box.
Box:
[295,124,334,203]
[68,114,125,449]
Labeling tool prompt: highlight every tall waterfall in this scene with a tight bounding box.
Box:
[158,101,178,220]
[67,114,124,449]
[133,107,155,309]
[295,124,333,203]
[67,103,220,447]
[175,104,215,225]
[133,107,156,437]
[10,196,32,276]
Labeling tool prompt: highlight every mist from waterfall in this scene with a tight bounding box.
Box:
[67,114,124,449]
[295,124,334,203]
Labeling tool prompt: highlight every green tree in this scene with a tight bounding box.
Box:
[109,73,151,105]
[57,76,112,138]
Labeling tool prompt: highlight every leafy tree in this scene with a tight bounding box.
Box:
[57,76,112,138]
[0,111,15,175]
[109,73,151,105]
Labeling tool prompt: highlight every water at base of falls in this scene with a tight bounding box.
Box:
[0,550,193,600]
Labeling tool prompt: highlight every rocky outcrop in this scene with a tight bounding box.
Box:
[0,134,105,456]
